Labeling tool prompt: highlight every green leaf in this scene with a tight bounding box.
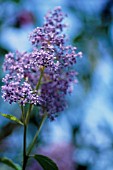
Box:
[0,157,21,170]
[0,113,23,125]
[33,154,58,170]
[12,0,20,2]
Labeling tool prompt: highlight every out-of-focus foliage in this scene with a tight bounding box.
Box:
[0,0,113,170]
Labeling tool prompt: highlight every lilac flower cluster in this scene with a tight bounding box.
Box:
[2,51,42,105]
[2,6,82,119]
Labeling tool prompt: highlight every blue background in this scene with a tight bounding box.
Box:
[0,0,113,170]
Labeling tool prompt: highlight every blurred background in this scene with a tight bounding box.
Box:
[0,0,113,170]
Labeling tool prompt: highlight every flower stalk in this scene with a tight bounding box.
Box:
[1,6,82,170]
[21,106,27,170]
[27,113,47,156]
[22,66,46,169]
[22,124,27,170]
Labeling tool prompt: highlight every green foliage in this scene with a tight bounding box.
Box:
[0,0,20,3]
[12,0,20,3]
[32,154,59,170]
[0,157,21,170]
[0,113,23,125]
[0,46,9,56]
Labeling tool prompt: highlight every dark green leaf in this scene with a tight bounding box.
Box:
[0,46,9,56]
[33,154,58,170]
[0,157,21,170]
[0,0,20,3]
[11,0,20,3]
[0,113,23,125]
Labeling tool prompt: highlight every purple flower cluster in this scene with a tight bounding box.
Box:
[2,51,42,106]
[2,6,82,119]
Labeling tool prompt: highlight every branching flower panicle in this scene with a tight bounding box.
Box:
[1,6,83,170]
[2,6,82,120]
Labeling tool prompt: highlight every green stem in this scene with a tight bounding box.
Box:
[36,67,44,90]
[27,113,47,156]
[25,104,33,125]
[22,124,27,170]
[25,67,45,125]
[21,105,25,122]
[20,106,27,170]
[21,67,45,169]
